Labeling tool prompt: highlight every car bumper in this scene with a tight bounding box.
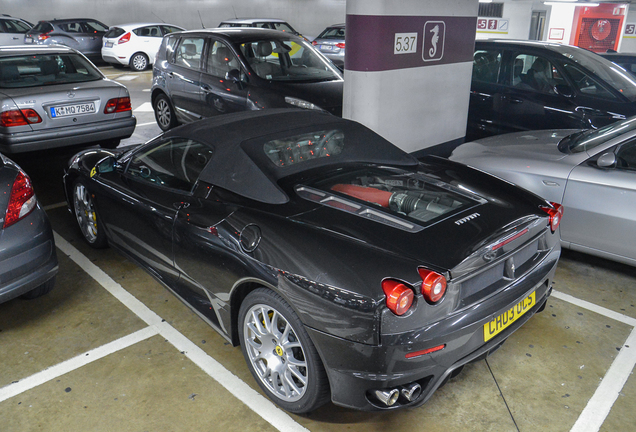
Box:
[102,46,130,66]
[307,247,559,411]
[0,207,58,304]
[0,116,136,153]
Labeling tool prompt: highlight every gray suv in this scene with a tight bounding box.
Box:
[151,28,343,131]
[25,18,109,60]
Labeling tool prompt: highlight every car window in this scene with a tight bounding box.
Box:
[104,27,125,38]
[317,27,345,39]
[127,138,214,192]
[508,54,564,94]
[1,19,31,33]
[472,49,501,84]
[206,40,240,78]
[59,22,84,33]
[616,140,636,171]
[84,21,108,33]
[161,26,182,35]
[271,23,295,33]
[241,39,340,82]
[0,53,102,88]
[563,63,618,100]
[264,129,344,167]
[174,37,204,70]
[31,22,53,33]
[134,26,162,37]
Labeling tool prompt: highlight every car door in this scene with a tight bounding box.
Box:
[561,139,636,262]
[497,52,581,133]
[96,138,213,283]
[81,20,108,57]
[468,47,504,139]
[199,38,249,116]
[0,18,31,46]
[134,25,163,62]
[168,36,206,123]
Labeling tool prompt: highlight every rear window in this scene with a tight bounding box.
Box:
[264,130,344,167]
[299,166,479,229]
[104,27,126,38]
[317,27,345,39]
[31,22,53,33]
[0,54,102,88]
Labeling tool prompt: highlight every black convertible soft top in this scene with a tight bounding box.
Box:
[161,109,418,204]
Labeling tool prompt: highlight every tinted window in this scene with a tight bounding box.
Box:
[133,26,161,37]
[206,41,240,77]
[127,138,214,192]
[616,140,636,170]
[472,49,501,84]
[1,19,31,33]
[563,63,618,100]
[161,26,182,35]
[270,22,295,33]
[264,129,344,167]
[84,21,108,32]
[104,27,125,38]
[174,37,204,70]
[31,22,53,33]
[317,27,345,39]
[509,54,565,94]
[0,54,102,88]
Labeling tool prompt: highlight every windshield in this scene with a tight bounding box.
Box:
[240,39,341,82]
[0,53,102,88]
[556,45,636,101]
[559,116,636,153]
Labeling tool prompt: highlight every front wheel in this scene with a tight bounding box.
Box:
[130,53,149,71]
[20,276,56,300]
[238,288,330,413]
[72,180,107,248]
[153,94,178,131]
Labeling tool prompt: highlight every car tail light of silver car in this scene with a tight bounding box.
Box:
[382,279,414,316]
[540,202,564,233]
[118,32,131,44]
[104,97,132,114]
[37,31,52,41]
[418,268,447,304]
[4,170,36,228]
[0,109,43,127]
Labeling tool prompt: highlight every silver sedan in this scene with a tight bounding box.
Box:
[450,117,636,267]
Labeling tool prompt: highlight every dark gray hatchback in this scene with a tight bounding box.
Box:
[151,28,343,131]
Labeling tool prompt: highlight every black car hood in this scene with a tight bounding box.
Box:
[290,157,550,275]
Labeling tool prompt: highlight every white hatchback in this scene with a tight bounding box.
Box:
[101,23,184,71]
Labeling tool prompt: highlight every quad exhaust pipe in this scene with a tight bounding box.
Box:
[372,382,422,406]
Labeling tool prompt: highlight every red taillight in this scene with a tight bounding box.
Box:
[118,32,131,44]
[405,344,446,359]
[336,43,345,49]
[4,171,36,228]
[419,268,447,304]
[312,41,317,46]
[541,202,564,233]
[103,97,132,114]
[382,279,414,316]
[0,109,42,127]
[38,32,51,41]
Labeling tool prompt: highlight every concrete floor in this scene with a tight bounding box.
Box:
[1,67,635,432]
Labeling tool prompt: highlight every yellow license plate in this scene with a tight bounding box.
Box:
[484,291,536,342]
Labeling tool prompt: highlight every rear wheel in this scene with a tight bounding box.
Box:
[238,288,330,413]
[153,94,178,131]
[130,53,148,71]
[73,180,107,248]
[20,276,56,300]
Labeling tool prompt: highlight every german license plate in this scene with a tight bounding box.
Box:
[25,37,33,43]
[50,103,96,118]
[484,291,536,342]
[320,44,334,51]
[104,42,113,48]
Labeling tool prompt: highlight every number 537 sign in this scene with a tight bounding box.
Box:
[394,33,418,54]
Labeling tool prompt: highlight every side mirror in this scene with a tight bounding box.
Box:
[596,152,616,168]
[95,155,118,174]
[554,84,574,98]
[225,69,246,89]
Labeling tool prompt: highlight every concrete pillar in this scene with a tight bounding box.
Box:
[343,0,478,156]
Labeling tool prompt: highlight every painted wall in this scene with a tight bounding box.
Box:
[476,1,534,40]
[1,0,346,40]
[620,9,636,52]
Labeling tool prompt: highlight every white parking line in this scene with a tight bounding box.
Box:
[51,232,309,432]
[0,326,158,403]
[135,102,153,112]
[551,290,636,432]
[114,75,138,81]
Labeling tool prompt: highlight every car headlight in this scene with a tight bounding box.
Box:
[285,96,326,112]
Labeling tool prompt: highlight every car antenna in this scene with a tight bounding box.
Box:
[198,10,205,29]
[151,12,166,23]
[232,6,238,19]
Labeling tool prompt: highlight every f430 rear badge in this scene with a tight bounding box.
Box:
[455,212,480,226]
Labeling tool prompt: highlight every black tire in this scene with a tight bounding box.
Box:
[153,94,178,131]
[130,52,149,71]
[20,276,56,300]
[238,288,330,413]
[99,139,120,149]
[72,180,108,248]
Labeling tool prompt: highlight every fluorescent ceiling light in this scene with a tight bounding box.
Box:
[478,0,493,3]
[544,1,599,5]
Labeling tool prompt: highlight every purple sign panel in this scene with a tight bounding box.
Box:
[346,15,476,72]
